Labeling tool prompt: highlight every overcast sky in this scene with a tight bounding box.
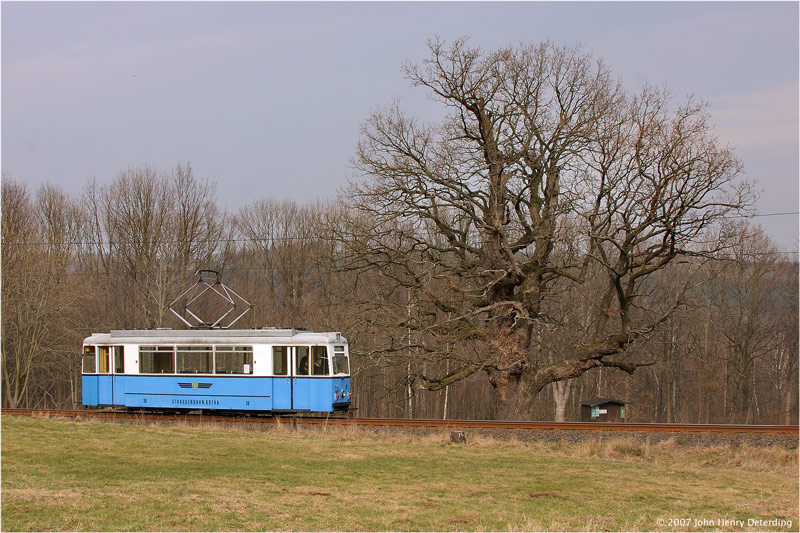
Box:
[2,1,798,251]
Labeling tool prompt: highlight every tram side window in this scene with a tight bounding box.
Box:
[177,346,212,373]
[215,346,253,374]
[113,346,124,373]
[82,346,96,373]
[98,346,110,374]
[311,346,329,376]
[139,346,175,374]
[272,347,289,376]
[296,346,310,376]
[333,345,349,375]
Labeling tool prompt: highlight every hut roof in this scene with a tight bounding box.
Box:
[579,397,627,407]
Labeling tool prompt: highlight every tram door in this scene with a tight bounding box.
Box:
[271,346,312,411]
[272,347,292,410]
[82,346,99,406]
[292,346,312,410]
[111,346,125,405]
[96,346,113,405]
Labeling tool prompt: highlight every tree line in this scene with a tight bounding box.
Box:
[2,38,797,423]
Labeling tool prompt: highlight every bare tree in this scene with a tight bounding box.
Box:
[235,198,331,327]
[2,178,40,407]
[342,38,753,417]
[82,163,226,329]
[1,178,84,408]
[704,223,784,423]
[769,262,799,424]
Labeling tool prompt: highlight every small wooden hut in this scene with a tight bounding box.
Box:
[580,397,627,422]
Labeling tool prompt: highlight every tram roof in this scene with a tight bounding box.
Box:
[83,329,345,345]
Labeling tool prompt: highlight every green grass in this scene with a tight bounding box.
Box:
[1,415,797,532]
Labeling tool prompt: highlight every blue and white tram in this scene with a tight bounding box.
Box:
[80,329,352,413]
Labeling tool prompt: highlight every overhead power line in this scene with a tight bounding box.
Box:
[746,211,800,218]
[2,211,797,250]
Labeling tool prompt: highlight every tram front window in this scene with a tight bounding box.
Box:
[82,346,96,373]
[332,345,349,375]
[333,354,349,375]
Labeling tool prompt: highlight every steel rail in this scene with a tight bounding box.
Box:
[341,417,799,434]
[2,408,797,435]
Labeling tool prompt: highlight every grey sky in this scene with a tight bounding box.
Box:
[2,1,798,251]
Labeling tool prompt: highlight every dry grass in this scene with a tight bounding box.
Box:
[4,415,797,532]
[115,416,800,475]
[37,413,800,475]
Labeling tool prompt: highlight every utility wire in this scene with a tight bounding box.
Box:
[3,210,798,248]
[746,211,800,218]
[2,211,800,255]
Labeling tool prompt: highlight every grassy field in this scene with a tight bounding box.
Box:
[1,415,797,532]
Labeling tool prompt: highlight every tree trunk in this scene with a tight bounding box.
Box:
[552,380,572,422]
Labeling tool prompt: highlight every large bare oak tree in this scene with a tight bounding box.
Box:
[342,38,753,417]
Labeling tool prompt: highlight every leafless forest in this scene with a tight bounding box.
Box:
[2,40,797,424]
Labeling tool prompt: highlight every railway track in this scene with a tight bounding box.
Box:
[2,408,797,435]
